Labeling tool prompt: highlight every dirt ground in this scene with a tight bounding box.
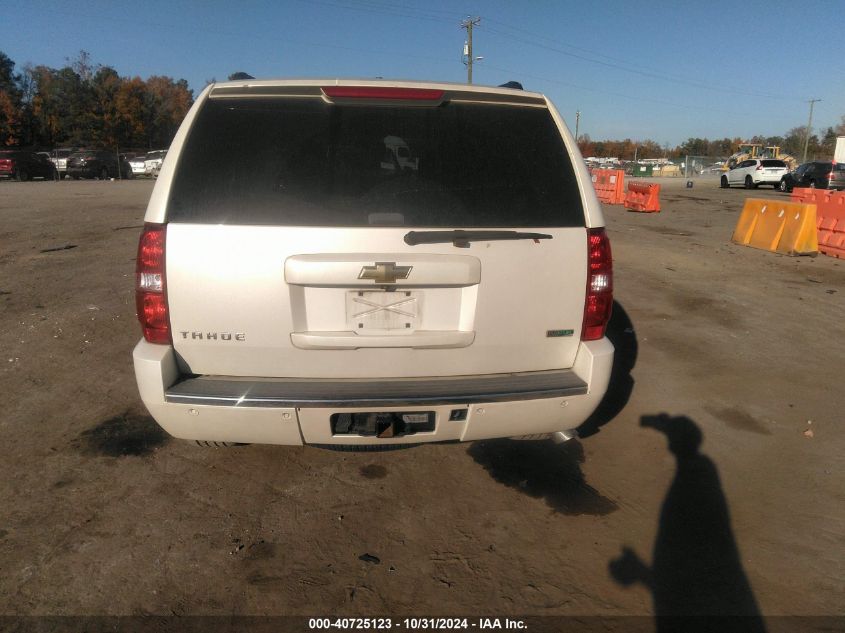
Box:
[0,176,843,628]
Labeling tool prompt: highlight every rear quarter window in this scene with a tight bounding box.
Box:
[167,97,585,228]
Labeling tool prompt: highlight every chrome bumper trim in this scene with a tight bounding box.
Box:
[164,369,587,408]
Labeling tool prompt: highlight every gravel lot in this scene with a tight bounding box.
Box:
[0,177,842,627]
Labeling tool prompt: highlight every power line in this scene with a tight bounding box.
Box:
[28,4,820,126]
[305,0,804,101]
[480,62,748,117]
[34,6,458,71]
[293,0,455,25]
[481,24,803,102]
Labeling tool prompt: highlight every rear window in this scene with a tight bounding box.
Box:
[833,163,845,172]
[761,160,786,168]
[167,97,585,227]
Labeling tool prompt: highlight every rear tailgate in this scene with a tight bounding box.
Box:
[166,225,587,378]
[163,86,590,379]
[761,159,787,178]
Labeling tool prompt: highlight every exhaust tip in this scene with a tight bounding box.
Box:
[552,429,579,444]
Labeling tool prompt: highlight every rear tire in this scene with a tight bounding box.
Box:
[808,179,816,189]
[15,169,30,182]
[720,176,728,188]
[99,167,109,180]
[744,176,755,189]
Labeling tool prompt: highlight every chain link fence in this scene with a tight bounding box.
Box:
[682,155,728,179]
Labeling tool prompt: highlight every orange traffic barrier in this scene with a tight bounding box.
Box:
[731,198,818,256]
[790,188,845,259]
[624,181,661,213]
[589,168,625,205]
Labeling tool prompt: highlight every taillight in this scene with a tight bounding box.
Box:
[322,86,445,101]
[755,164,763,171]
[582,228,613,341]
[135,223,171,344]
[828,171,837,181]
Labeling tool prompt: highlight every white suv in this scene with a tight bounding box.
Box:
[143,150,167,177]
[133,79,614,448]
[721,158,788,189]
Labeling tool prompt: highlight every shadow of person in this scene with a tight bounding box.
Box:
[609,414,766,633]
[577,300,638,439]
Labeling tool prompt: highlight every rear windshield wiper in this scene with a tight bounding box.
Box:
[404,230,553,248]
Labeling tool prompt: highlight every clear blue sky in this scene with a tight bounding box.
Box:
[5,0,843,146]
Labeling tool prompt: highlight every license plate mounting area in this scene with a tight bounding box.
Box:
[346,290,421,333]
[331,411,435,438]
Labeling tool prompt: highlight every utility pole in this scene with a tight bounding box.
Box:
[803,98,821,163]
[461,17,482,84]
[575,110,581,142]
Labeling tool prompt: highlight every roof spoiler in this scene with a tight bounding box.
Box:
[498,81,523,90]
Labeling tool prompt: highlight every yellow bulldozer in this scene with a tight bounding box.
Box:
[724,144,797,171]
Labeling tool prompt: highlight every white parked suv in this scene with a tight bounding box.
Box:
[133,79,614,448]
[128,154,148,177]
[143,150,167,177]
[721,158,788,189]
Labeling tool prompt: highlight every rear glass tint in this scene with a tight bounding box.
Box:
[761,160,786,168]
[167,97,585,227]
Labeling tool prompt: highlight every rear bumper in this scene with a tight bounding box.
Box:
[754,175,785,185]
[133,338,614,446]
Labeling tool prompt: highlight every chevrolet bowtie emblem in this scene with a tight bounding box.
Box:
[358,262,412,284]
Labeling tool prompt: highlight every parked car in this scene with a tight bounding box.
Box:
[143,150,167,177]
[48,148,78,179]
[0,150,59,181]
[128,154,149,177]
[779,161,845,192]
[721,158,788,189]
[133,79,615,449]
[66,150,132,180]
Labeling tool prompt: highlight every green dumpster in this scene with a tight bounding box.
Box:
[629,163,654,177]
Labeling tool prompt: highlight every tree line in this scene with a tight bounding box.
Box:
[0,50,193,151]
[578,117,845,162]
